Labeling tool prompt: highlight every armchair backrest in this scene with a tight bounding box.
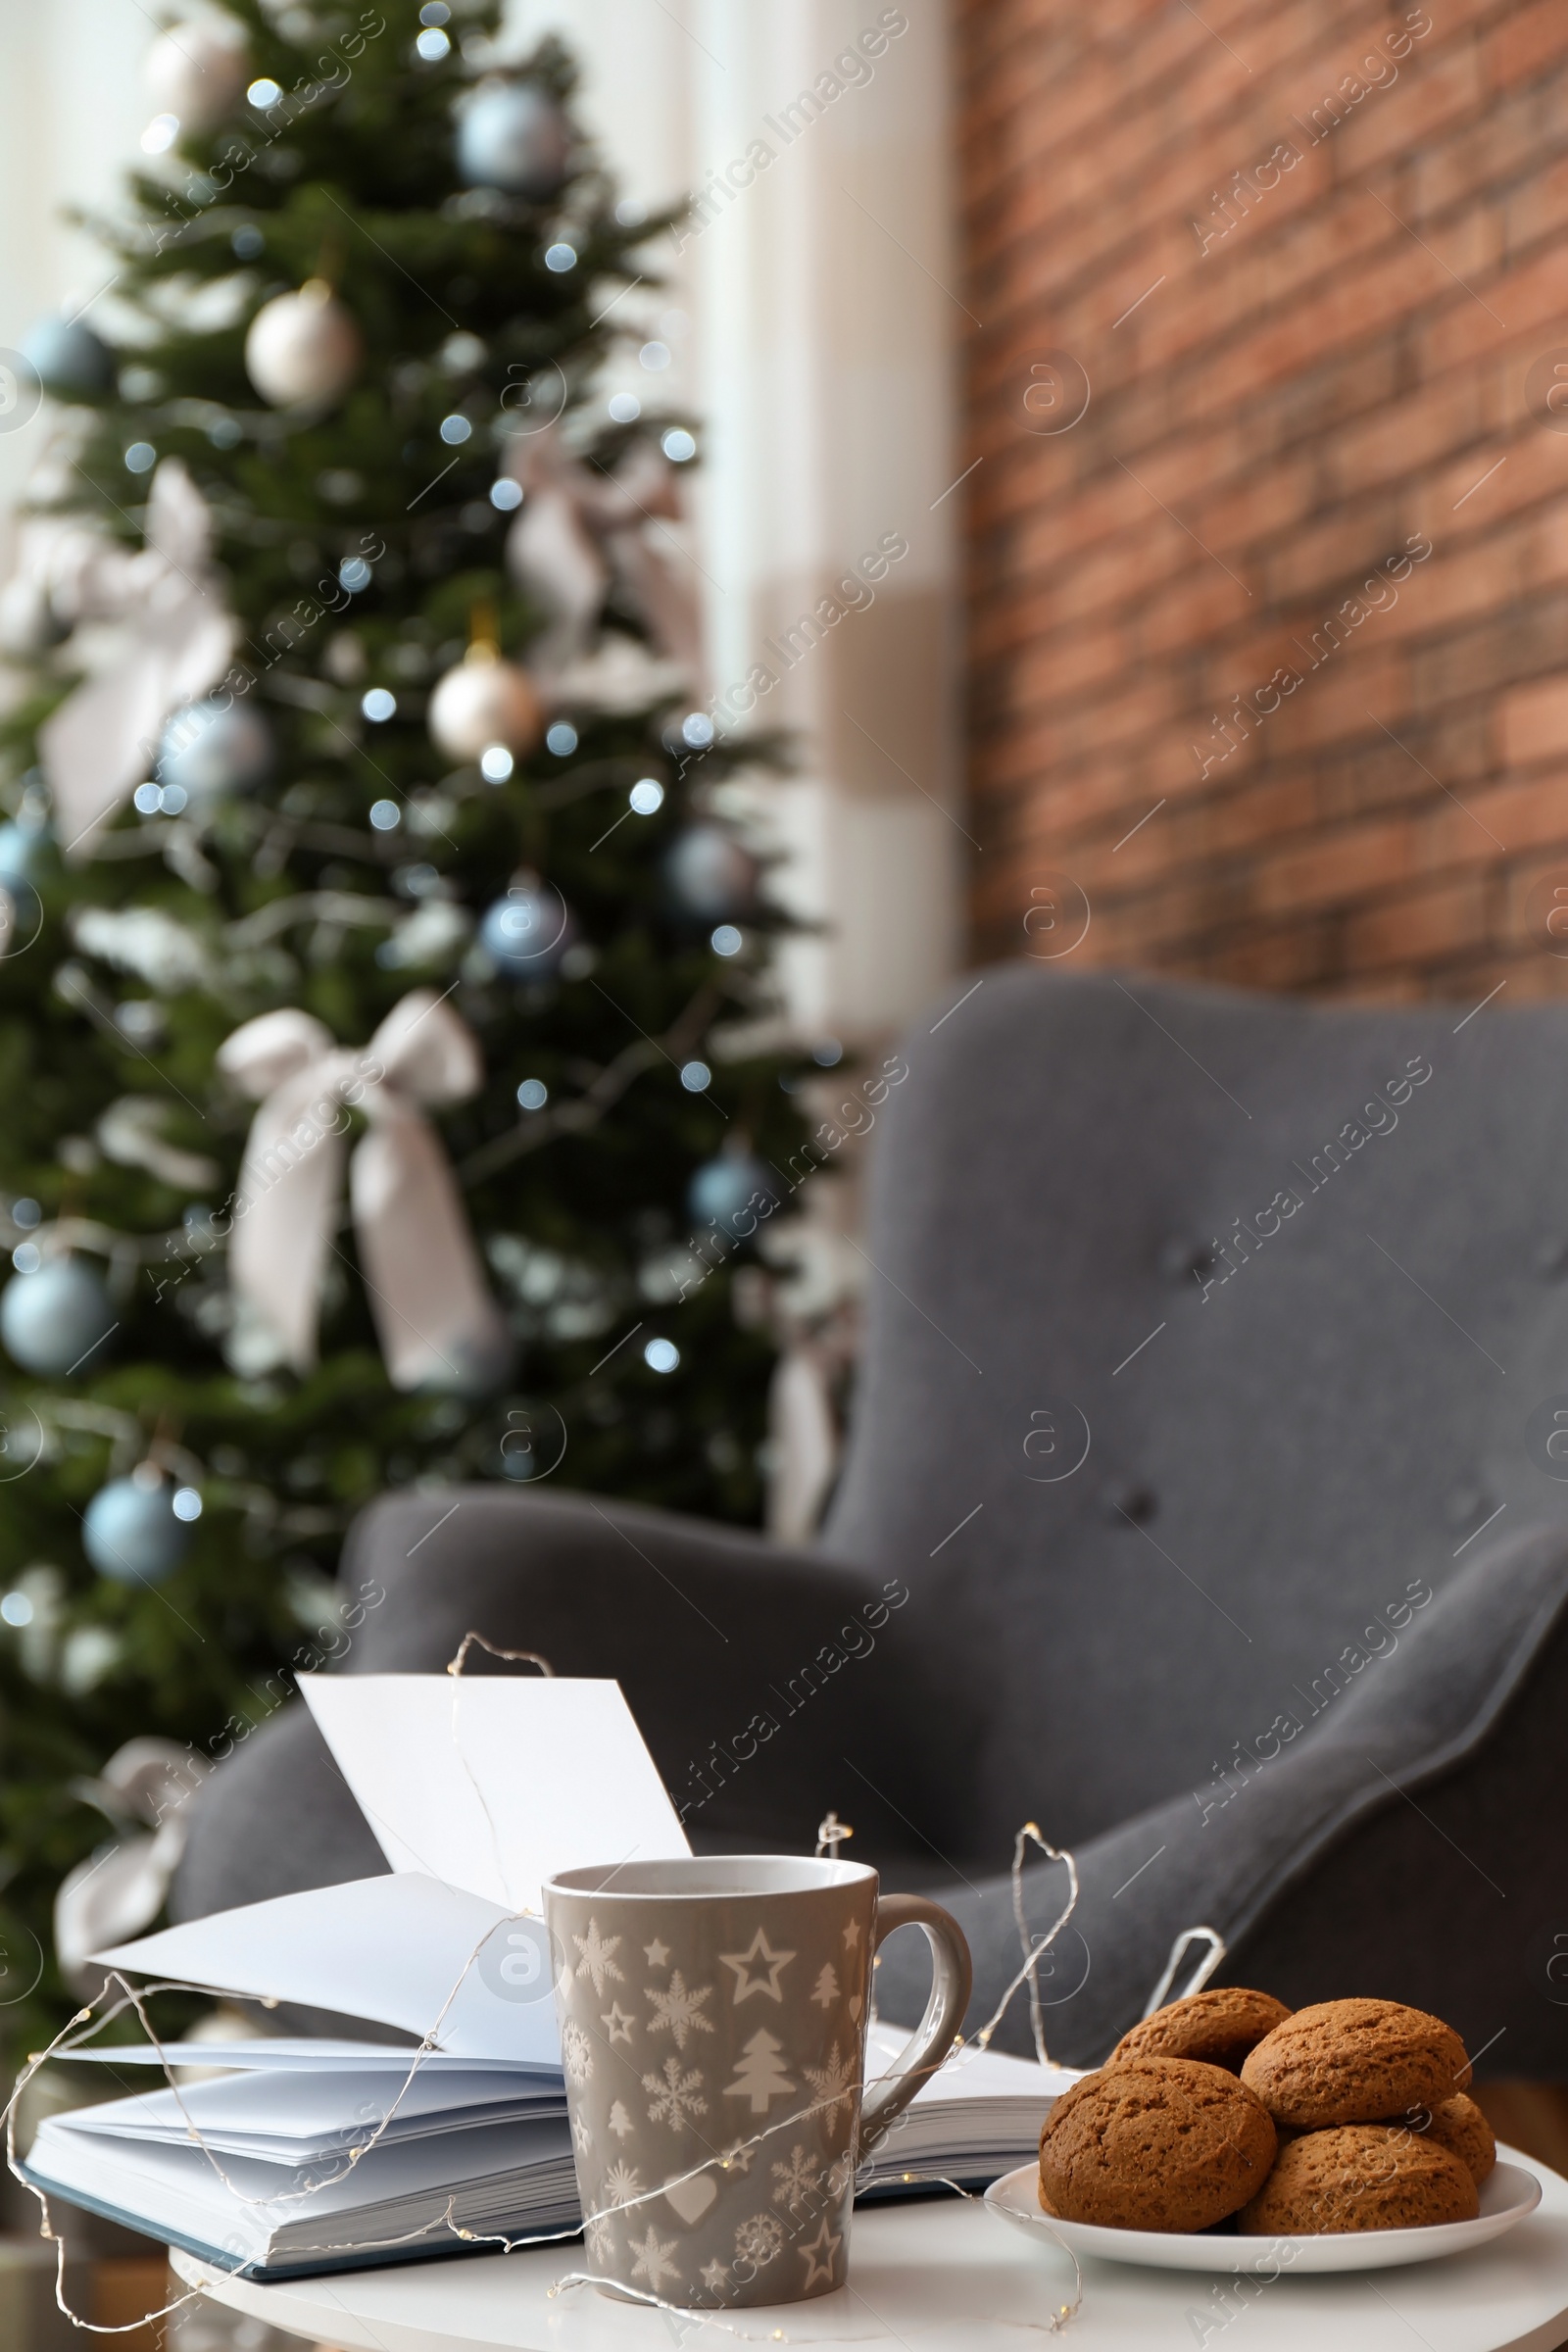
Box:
[822,965,1568,1853]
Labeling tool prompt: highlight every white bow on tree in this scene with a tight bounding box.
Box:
[217,990,511,1393]
[35,458,233,858]
[502,422,704,687]
[54,1739,210,1989]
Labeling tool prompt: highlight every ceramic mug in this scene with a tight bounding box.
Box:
[544,1856,972,2310]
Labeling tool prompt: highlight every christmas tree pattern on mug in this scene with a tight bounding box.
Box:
[719,1930,796,2002]
[810,1962,840,2009]
[646,1970,715,2049]
[724,2029,797,2113]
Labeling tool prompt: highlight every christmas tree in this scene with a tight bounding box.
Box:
[724,2028,796,2114]
[0,0,808,2050]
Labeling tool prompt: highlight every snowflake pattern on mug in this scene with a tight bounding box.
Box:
[562,2020,594,2084]
[646,1969,715,2050]
[802,2041,857,2143]
[573,1916,625,1996]
[734,2211,785,2269]
[603,2159,643,2207]
[628,2221,682,2293]
[770,2143,823,2214]
[643,2054,709,2131]
[584,2211,615,2265]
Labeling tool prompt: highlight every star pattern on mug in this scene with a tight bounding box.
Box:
[601,2001,635,2045]
[798,2214,842,2290]
[842,1918,861,1951]
[644,1937,671,1968]
[717,1927,797,2003]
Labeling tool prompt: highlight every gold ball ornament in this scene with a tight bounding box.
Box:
[244,280,363,410]
[428,644,543,762]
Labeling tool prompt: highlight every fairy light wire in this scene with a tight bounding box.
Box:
[5,1797,1102,2338]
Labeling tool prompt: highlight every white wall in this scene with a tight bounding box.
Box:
[0,0,963,1041]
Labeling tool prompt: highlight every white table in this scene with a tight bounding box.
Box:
[173,2147,1568,2352]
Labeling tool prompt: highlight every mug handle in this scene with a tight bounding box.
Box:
[858,1892,973,2152]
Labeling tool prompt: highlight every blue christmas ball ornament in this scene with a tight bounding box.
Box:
[665,823,759,923]
[457,82,572,201]
[0,1255,117,1378]
[83,1468,192,1586]
[157,697,273,806]
[687,1151,781,1240]
[0,817,51,893]
[481,880,574,977]
[20,314,114,399]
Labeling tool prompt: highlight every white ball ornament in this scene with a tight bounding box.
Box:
[143,24,249,134]
[428,646,543,763]
[245,280,362,409]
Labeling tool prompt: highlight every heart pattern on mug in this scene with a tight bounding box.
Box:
[664,2171,719,2225]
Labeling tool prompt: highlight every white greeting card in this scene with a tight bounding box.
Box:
[299,1672,690,1911]
[92,1673,690,2062]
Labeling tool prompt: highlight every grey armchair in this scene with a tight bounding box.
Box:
[175,965,1568,2075]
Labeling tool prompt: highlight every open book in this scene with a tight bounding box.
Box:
[19,1675,1074,2278]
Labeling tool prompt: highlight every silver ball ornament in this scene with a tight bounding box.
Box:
[457,82,572,201]
[245,281,362,409]
[157,698,273,806]
[83,1466,192,1586]
[428,648,543,762]
[665,822,760,921]
[0,1256,117,1378]
[143,24,249,134]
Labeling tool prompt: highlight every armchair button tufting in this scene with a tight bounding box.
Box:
[1446,1486,1491,1528]
[1158,1238,1213,1284]
[1102,1480,1156,1524]
[1536,1239,1568,1279]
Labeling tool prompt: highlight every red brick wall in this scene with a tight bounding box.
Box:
[959,0,1568,1000]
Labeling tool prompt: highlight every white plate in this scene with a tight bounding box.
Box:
[983,2156,1543,2274]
